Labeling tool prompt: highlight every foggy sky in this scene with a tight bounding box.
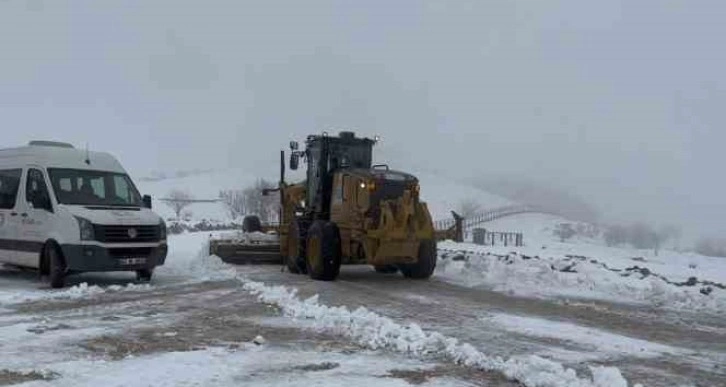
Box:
[1,0,723,238]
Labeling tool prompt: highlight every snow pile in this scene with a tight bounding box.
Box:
[54,282,152,299]
[156,232,237,281]
[0,282,151,307]
[436,242,726,312]
[241,280,632,387]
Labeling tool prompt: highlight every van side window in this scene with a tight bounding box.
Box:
[26,169,52,210]
[0,169,22,209]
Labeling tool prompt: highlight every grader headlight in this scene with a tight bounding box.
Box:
[360,180,376,191]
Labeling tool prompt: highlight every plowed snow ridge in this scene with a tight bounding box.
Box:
[437,242,726,312]
[241,280,633,387]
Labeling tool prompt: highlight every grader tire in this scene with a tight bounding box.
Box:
[374,265,398,274]
[400,240,437,279]
[286,219,308,274]
[305,221,342,281]
[243,215,262,233]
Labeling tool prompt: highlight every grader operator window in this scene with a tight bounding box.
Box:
[305,133,375,214]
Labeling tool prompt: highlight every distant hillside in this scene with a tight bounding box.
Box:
[472,176,600,223]
[138,169,217,183]
[136,168,517,223]
[135,168,259,221]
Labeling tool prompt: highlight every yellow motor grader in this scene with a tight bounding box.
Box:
[246,131,438,281]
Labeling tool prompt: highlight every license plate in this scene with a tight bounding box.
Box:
[119,257,147,265]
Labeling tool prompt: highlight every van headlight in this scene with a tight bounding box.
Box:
[75,216,95,241]
[159,219,167,240]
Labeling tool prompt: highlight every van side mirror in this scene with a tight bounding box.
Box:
[289,152,299,171]
[142,195,152,209]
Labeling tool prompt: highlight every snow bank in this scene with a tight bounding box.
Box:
[0,282,152,307]
[241,280,631,387]
[436,242,726,313]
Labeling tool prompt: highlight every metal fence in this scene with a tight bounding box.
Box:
[472,228,524,247]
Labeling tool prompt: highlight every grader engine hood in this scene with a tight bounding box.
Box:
[362,170,435,265]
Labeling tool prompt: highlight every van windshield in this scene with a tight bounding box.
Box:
[47,168,142,207]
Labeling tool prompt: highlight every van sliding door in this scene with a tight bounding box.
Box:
[16,168,54,268]
[0,169,23,266]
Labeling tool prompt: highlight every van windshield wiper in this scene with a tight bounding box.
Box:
[83,204,142,210]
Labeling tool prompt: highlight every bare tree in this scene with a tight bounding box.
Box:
[604,225,628,247]
[659,225,682,250]
[627,222,658,250]
[164,189,193,220]
[219,179,281,223]
[244,179,279,223]
[695,238,726,258]
[219,189,247,220]
[554,223,576,242]
[458,199,481,219]
[653,225,681,256]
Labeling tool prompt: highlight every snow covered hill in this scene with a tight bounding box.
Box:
[436,213,726,313]
[135,168,515,223]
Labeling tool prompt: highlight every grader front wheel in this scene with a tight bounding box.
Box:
[305,221,342,281]
[400,240,437,279]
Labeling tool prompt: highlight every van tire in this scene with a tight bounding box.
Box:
[136,269,153,282]
[45,244,66,289]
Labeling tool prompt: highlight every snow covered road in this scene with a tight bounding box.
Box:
[0,274,494,386]
[237,264,725,387]
[1,232,724,387]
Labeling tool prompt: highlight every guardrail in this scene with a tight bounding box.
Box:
[433,205,556,243]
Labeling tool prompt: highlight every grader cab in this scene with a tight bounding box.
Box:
[269,131,437,281]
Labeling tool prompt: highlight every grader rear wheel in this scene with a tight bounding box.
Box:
[286,219,308,274]
[243,215,262,233]
[374,265,398,274]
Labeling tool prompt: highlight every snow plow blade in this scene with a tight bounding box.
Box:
[209,239,281,265]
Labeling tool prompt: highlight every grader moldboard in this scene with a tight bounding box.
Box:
[213,131,438,281]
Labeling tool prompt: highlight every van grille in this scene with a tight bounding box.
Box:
[108,247,153,258]
[94,225,160,243]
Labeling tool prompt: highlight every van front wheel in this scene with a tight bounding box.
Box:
[45,245,66,289]
[136,269,153,282]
